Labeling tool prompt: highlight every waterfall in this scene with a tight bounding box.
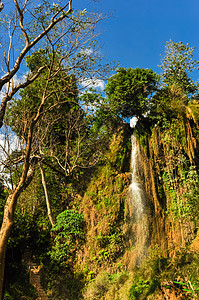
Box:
[129,134,144,217]
[129,133,148,265]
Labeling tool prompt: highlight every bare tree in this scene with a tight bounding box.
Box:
[0,0,74,127]
[40,105,102,176]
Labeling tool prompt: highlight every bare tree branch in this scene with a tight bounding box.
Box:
[39,161,55,227]
[14,0,30,45]
[0,0,73,128]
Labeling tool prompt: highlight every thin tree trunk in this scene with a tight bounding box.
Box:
[39,162,55,227]
[0,194,14,297]
[0,164,35,299]
[0,119,36,299]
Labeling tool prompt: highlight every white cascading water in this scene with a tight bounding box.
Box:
[129,133,148,264]
[129,134,144,217]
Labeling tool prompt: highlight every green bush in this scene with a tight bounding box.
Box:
[50,210,86,266]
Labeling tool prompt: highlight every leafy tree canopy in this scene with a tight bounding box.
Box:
[106,67,159,119]
[6,49,78,135]
[160,40,199,94]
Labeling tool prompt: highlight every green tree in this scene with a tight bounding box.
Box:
[151,85,187,121]
[106,67,159,119]
[0,0,73,128]
[0,5,109,296]
[50,210,85,267]
[160,40,199,94]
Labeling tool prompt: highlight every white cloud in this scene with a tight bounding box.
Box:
[0,129,22,188]
[13,73,27,86]
[0,72,27,102]
[80,48,93,56]
[0,131,21,161]
[80,78,105,91]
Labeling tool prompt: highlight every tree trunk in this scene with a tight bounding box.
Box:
[0,194,14,298]
[39,162,55,227]
[0,164,35,299]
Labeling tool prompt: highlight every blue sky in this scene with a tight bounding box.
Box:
[74,0,199,76]
[1,0,199,88]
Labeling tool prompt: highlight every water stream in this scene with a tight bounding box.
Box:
[129,133,148,264]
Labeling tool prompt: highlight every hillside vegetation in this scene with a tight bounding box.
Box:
[1,32,199,300]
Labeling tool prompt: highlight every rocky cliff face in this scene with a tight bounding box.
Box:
[78,108,199,299]
[137,110,199,257]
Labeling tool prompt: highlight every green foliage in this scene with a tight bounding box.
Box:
[149,117,199,222]
[129,278,150,299]
[134,121,150,154]
[174,275,199,299]
[182,166,199,220]
[7,207,52,261]
[160,40,199,94]
[164,154,199,221]
[7,49,78,129]
[95,227,124,262]
[26,48,49,73]
[127,248,163,300]
[106,67,159,119]
[83,272,129,300]
[151,85,187,121]
[0,4,115,299]
[53,210,85,236]
[6,49,104,188]
[160,251,199,299]
[81,88,124,136]
[187,99,199,122]
[3,36,199,300]
[79,129,130,276]
[51,210,85,266]
[0,181,8,225]
[127,248,199,300]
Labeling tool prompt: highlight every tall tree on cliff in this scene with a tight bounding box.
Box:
[160,40,199,95]
[5,51,104,227]
[0,1,108,296]
[151,40,199,121]
[106,67,159,119]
